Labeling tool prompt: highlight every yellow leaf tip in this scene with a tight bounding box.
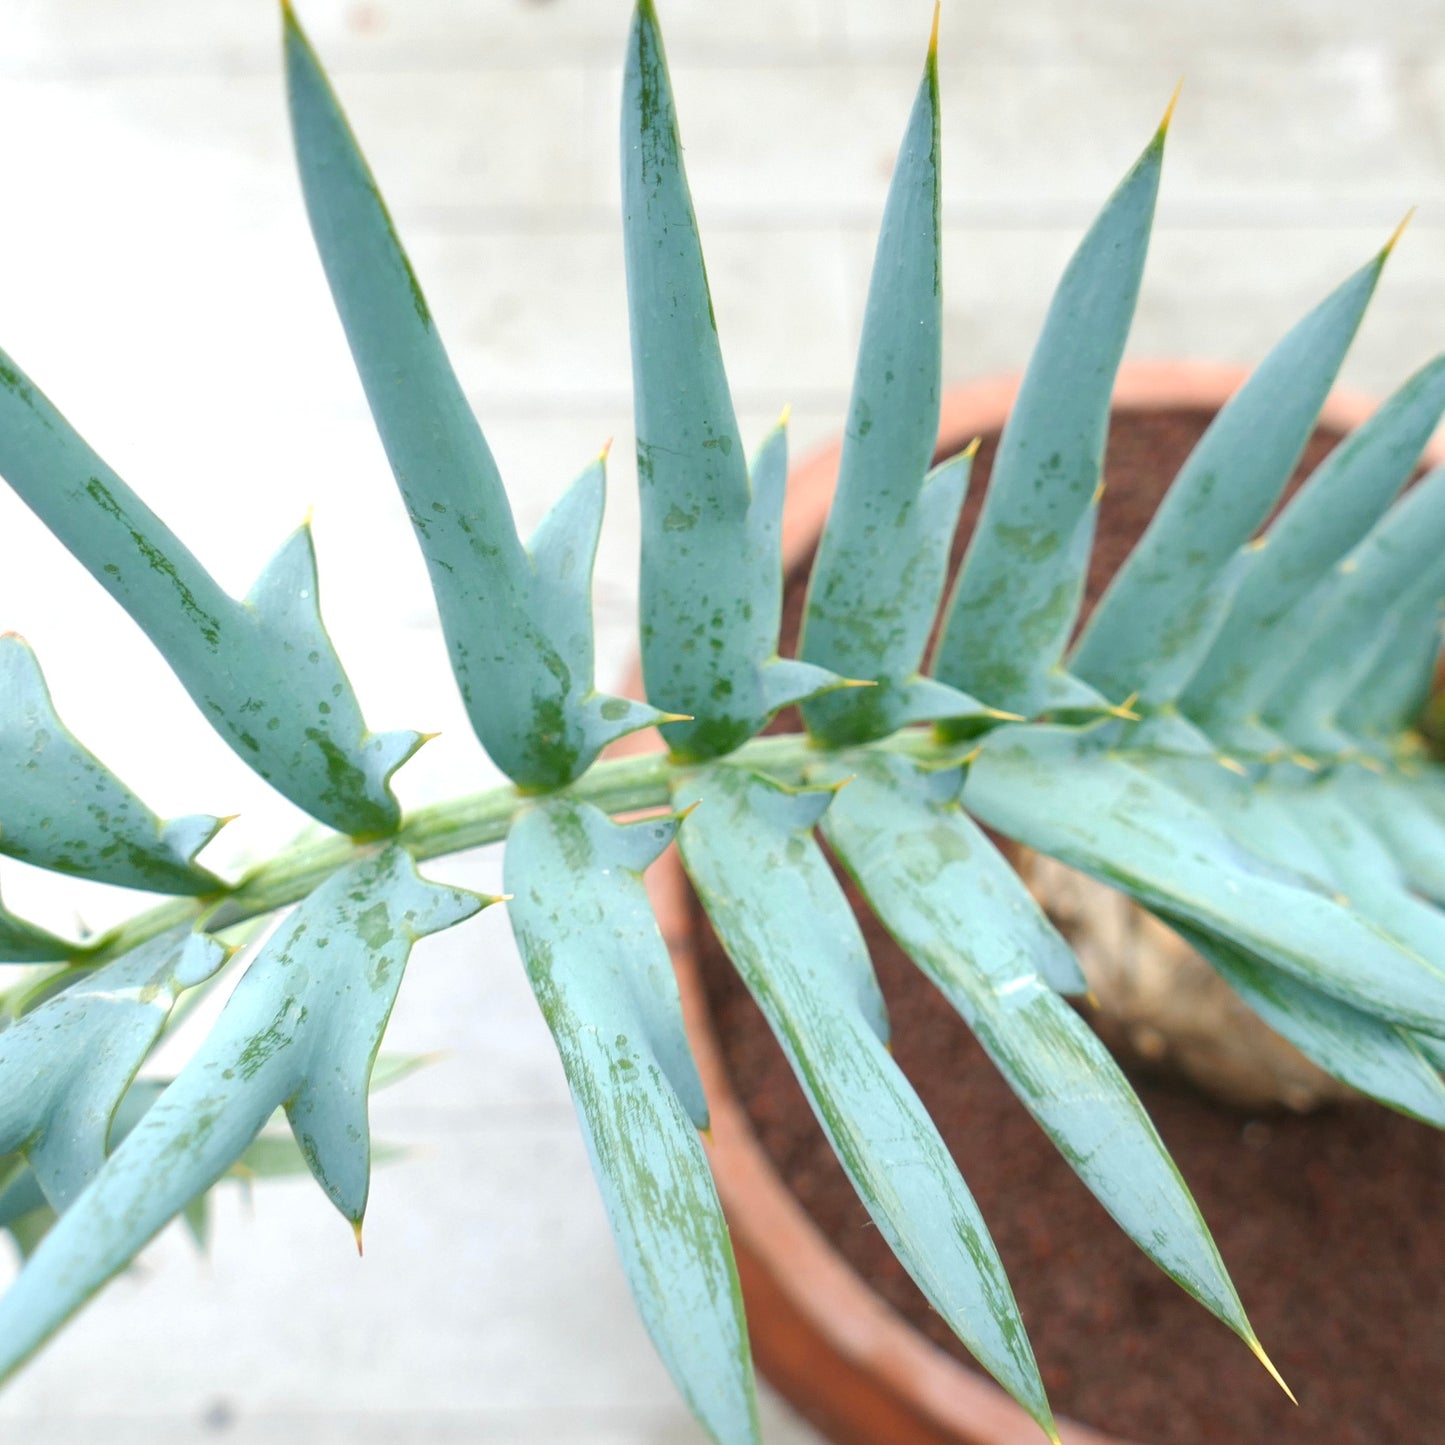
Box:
[988,707,1027,722]
[1218,755,1248,776]
[597,436,614,464]
[658,711,694,725]
[1248,1336,1297,1404]
[1159,78,1183,137]
[962,436,982,459]
[778,402,793,429]
[675,799,703,823]
[928,1,941,61]
[352,1219,365,1256]
[1383,207,1416,259]
[842,677,878,690]
[1091,479,1106,505]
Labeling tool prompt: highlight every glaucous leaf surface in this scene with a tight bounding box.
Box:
[1173,922,1445,1124]
[1326,766,1445,905]
[0,929,226,1211]
[1071,247,1389,708]
[0,357,420,837]
[621,1,839,762]
[799,29,994,745]
[0,635,224,894]
[0,845,482,1381]
[284,7,663,791]
[1261,466,1445,756]
[674,761,1056,1440]
[506,799,757,1445]
[0,355,421,843]
[0,888,78,965]
[964,725,1445,1033]
[1181,356,1445,754]
[933,117,1166,719]
[814,749,1275,1356]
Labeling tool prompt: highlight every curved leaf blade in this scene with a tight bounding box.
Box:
[0,928,226,1209]
[815,750,1276,1360]
[0,884,80,964]
[799,37,989,744]
[284,8,658,790]
[1174,922,1445,1125]
[933,118,1166,718]
[1262,467,1445,755]
[0,354,420,836]
[964,725,1445,1033]
[0,636,224,893]
[1328,766,1445,905]
[622,3,839,762]
[506,799,757,1445]
[675,762,1056,1440]
[1181,355,1445,751]
[0,845,483,1381]
[1072,246,1389,708]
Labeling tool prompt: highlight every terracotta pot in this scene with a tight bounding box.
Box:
[620,362,1427,1445]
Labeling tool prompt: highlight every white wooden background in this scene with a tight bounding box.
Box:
[0,1,1440,1440]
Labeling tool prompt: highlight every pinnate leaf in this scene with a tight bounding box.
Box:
[506,798,757,1445]
[0,844,483,1382]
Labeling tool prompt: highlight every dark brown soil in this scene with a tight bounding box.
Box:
[697,409,1445,1445]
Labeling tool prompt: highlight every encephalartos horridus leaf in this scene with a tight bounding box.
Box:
[1071,237,1395,711]
[1180,354,1445,757]
[674,760,1057,1441]
[964,725,1445,1035]
[506,799,757,1445]
[0,844,485,1383]
[0,635,225,893]
[812,749,1291,1378]
[0,355,422,837]
[933,103,1169,721]
[799,26,995,744]
[0,926,227,1211]
[621,2,843,763]
[284,6,666,792]
[1260,464,1445,757]
[0,881,79,964]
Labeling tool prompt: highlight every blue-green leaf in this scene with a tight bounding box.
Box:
[964,725,1445,1033]
[0,635,224,894]
[0,844,483,1380]
[932,116,1166,718]
[1071,246,1390,708]
[0,358,421,838]
[674,762,1056,1440]
[0,357,421,837]
[813,749,1284,1369]
[0,884,79,965]
[1261,467,1445,755]
[1181,356,1445,753]
[1174,922,1445,1124]
[798,36,992,744]
[1327,765,1445,905]
[506,799,756,1445]
[284,8,660,791]
[0,927,225,1211]
[622,2,840,762]
[1337,574,1443,746]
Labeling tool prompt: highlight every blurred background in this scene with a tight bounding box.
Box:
[0,0,1440,1440]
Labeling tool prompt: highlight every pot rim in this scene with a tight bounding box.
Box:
[620,361,1436,1445]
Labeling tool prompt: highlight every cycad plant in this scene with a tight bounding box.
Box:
[1,3,1442,1442]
